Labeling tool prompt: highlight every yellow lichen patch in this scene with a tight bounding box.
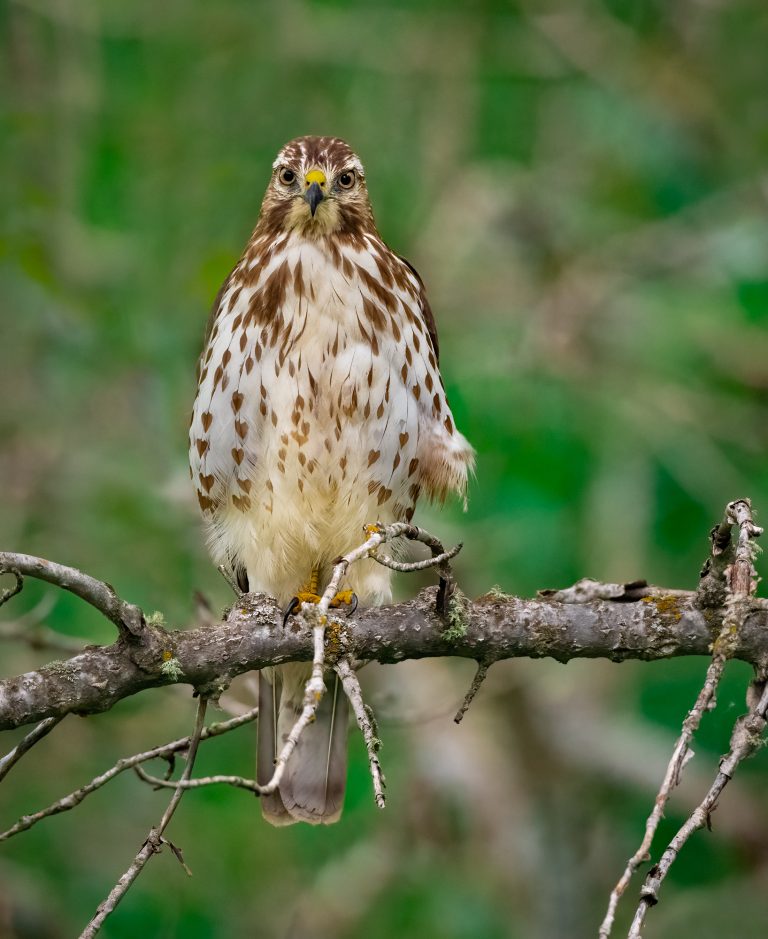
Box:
[162,649,174,662]
[641,595,683,622]
[324,618,347,659]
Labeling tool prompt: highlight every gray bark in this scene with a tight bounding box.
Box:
[2,586,766,732]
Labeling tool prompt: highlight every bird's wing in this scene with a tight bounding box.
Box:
[397,254,475,505]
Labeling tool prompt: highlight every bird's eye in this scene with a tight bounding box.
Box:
[278,167,296,186]
[337,170,356,190]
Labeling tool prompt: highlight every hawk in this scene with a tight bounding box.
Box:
[190,136,474,825]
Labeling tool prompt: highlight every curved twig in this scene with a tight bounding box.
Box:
[0,570,23,609]
[134,764,262,793]
[0,552,144,639]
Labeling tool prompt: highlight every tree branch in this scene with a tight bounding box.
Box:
[3,506,768,937]
[3,585,768,733]
[0,552,144,639]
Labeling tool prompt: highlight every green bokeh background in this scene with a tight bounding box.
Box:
[2,1,768,936]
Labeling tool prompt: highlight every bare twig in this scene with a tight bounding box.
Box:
[0,552,144,639]
[0,707,258,843]
[599,499,762,937]
[335,657,386,808]
[373,542,462,573]
[389,523,460,614]
[0,716,64,784]
[0,570,23,608]
[628,678,768,937]
[134,764,262,793]
[453,662,490,724]
[80,696,209,938]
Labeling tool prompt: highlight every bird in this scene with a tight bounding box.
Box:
[189,136,474,825]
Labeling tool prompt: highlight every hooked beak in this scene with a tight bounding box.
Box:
[303,168,326,217]
[304,182,324,217]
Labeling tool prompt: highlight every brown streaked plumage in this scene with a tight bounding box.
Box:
[190,135,474,825]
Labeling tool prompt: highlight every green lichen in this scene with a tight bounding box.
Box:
[43,660,76,677]
[442,589,471,641]
[485,585,509,601]
[160,655,184,681]
[146,611,166,627]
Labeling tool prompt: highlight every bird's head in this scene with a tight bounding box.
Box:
[257,136,375,238]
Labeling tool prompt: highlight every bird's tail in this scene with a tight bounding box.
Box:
[257,663,348,826]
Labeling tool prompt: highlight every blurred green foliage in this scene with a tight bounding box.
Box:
[2,1,768,937]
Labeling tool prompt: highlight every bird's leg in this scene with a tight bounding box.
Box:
[282,567,358,626]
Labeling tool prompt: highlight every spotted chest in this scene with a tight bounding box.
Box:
[189,232,458,587]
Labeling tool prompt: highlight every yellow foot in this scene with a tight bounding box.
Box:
[282,590,358,627]
[329,589,356,610]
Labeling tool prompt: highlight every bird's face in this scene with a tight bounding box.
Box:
[258,136,375,238]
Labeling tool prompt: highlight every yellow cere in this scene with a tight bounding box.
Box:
[304,169,326,187]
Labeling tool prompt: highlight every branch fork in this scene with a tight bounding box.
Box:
[600,497,766,939]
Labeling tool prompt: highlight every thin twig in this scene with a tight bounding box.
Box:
[134,765,262,793]
[0,570,23,608]
[599,499,762,937]
[79,697,209,938]
[0,716,64,784]
[390,523,460,614]
[0,707,258,843]
[628,679,768,938]
[0,552,144,639]
[374,543,462,573]
[335,657,386,808]
[454,662,490,724]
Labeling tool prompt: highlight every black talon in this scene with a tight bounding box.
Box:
[346,593,358,617]
[282,596,301,628]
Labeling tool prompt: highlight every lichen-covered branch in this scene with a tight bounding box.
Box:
[3,585,768,733]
